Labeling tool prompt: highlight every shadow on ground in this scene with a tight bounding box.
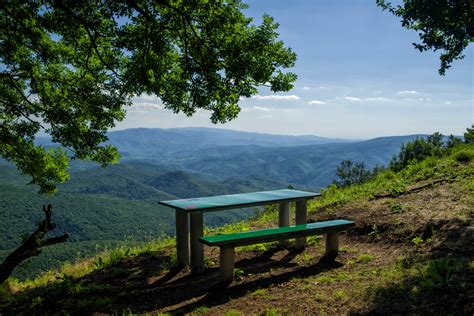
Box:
[0,247,342,315]
[356,215,474,315]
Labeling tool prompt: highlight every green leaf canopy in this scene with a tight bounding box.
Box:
[0,0,297,193]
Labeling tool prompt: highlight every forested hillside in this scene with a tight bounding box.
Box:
[0,162,279,279]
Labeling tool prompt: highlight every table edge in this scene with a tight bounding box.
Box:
[159,193,321,213]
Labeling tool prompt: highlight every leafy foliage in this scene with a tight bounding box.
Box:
[464,125,474,144]
[334,160,373,187]
[0,1,296,193]
[389,132,448,172]
[377,0,473,75]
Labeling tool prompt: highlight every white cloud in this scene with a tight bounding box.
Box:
[130,94,164,112]
[444,101,452,105]
[252,94,301,101]
[253,106,270,112]
[333,96,393,103]
[129,103,164,112]
[397,90,418,95]
[262,115,273,119]
[365,97,390,102]
[302,86,311,90]
[308,100,326,105]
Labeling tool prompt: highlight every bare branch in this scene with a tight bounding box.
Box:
[0,204,69,284]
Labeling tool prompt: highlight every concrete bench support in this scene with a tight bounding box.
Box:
[325,232,339,256]
[175,209,189,267]
[190,212,204,273]
[294,200,307,249]
[219,246,235,282]
[278,202,290,247]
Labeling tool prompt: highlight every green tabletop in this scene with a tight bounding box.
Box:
[159,189,321,212]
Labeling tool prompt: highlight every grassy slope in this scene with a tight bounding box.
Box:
[0,144,472,315]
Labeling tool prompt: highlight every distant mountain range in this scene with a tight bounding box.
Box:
[100,128,421,190]
[35,127,421,189]
[36,127,356,159]
[166,135,422,190]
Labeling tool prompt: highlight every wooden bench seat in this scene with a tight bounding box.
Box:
[200,219,355,281]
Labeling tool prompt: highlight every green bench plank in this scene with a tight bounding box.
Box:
[200,219,355,247]
[159,189,320,212]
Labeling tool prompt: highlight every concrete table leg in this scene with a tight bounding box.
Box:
[325,232,339,257]
[175,209,189,267]
[295,200,307,249]
[278,201,290,247]
[220,246,235,282]
[190,211,204,274]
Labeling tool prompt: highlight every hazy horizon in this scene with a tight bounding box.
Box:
[109,125,443,141]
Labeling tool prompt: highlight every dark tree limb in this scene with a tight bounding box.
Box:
[370,178,456,200]
[0,205,69,284]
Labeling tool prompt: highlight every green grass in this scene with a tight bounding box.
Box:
[224,309,243,316]
[357,254,374,264]
[192,306,210,314]
[264,308,280,316]
[307,144,474,214]
[5,236,175,293]
[250,288,268,297]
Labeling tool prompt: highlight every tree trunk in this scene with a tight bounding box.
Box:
[0,205,68,284]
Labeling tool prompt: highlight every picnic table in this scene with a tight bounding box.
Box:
[159,189,321,273]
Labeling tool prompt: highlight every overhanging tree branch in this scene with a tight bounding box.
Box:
[0,205,69,284]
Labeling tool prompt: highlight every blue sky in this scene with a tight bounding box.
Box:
[116,1,473,139]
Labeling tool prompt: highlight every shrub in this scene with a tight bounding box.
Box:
[464,125,474,144]
[335,160,372,187]
[420,259,459,290]
[389,133,444,171]
[453,150,473,163]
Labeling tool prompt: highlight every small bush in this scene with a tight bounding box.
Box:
[453,150,473,163]
[464,125,474,144]
[419,259,459,290]
[335,160,372,187]
[389,133,444,171]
